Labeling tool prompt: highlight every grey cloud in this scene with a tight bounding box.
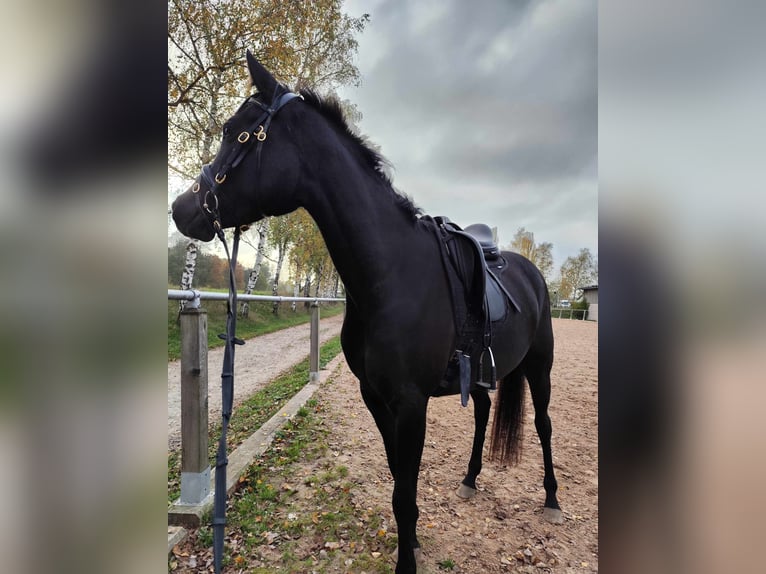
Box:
[353,0,595,183]
[340,0,597,265]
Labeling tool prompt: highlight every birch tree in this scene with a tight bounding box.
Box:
[291,280,299,312]
[268,211,305,315]
[331,269,341,298]
[178,241,198,311]
[239,219,269,317]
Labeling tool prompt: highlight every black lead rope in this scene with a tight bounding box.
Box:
[213,225,243,574]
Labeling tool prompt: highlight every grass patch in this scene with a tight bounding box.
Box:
[168,336,343,505]
[214,399,396,573]
[171,363,399,573]
[168,300,345,361]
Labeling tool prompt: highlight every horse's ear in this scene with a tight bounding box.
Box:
[246,50,277,100]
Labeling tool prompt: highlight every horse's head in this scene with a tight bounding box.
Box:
[172,52,303,241]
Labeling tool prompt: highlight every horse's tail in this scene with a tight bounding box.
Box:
[489,367,526,464]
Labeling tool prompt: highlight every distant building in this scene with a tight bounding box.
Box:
[580,284,598,322]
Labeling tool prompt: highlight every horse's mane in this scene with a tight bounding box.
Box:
[299,88,421,220]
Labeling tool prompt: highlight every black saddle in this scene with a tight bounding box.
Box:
[423,216,520,405]
[435,219,520,322]
[464,223,500,261]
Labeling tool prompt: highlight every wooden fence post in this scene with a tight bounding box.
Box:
[309,302,320,382]
[179,306,210,505]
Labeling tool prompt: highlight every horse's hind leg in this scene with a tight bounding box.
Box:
[457,388,491,499]
[524,353,564,523]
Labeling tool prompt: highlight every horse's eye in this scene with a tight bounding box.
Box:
[223,126,230,137]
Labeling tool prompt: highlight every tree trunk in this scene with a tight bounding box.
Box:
[291,281,299,312]
[332,270,340,298]
[271,240,287,316]
[303,274,312,309]
[199,73,222,164]
[313,262,324,298]
[240,220,268,317]
[179,241,198,311]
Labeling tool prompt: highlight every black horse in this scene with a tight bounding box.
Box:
[172,53,561,574]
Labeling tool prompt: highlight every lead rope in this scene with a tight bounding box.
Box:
[213,225,243,573]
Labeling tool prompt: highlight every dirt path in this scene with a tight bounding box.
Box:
[167,313,344,449]
[314,318,598,573]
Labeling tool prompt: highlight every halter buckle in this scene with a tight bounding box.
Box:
[192,182,200,194]
[215,172,227,184]
[237,131,250,143]
[254,125,267,142]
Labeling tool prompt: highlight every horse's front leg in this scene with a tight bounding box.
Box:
[391,391,428,574]
[457,388,491,499]
[359,381,398,478]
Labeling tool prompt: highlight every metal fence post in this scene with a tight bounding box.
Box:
[309,302,320,382]
[178,306,210,505]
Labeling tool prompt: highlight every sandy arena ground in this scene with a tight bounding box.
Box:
[312,318,598,573]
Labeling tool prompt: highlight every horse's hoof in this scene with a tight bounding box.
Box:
[456,483,477,499]
[543,507,564,524]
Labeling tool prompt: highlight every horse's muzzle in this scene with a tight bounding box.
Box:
[171,186,216,242]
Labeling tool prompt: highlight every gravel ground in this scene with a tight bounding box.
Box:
[167,313,344,449]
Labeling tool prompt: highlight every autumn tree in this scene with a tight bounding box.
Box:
[557,248,598,301]
[267,210,305,314]
[287,210,331,311]
[507,227,554,282]
[168,0,368,179]
[168,1,366,291]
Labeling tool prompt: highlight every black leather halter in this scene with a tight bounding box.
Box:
[192,86,301,240]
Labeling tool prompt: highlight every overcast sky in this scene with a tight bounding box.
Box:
[337,0,597,272]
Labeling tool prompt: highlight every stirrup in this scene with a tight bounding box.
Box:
[477,347,497,391]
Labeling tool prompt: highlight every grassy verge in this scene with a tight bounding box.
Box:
[168,336,343,505]
[221,404,398,573]
[168,300,345,361]
[170,390,399,573]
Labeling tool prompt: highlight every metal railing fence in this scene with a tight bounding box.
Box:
[168,289,344,514]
